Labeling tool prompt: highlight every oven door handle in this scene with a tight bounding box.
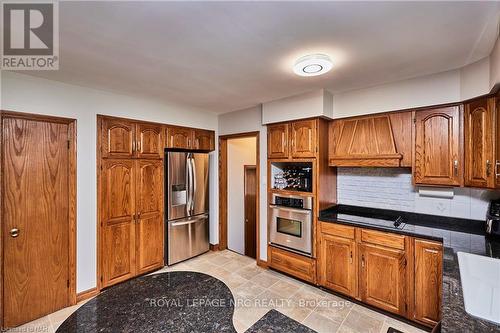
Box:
[269,204,312,215]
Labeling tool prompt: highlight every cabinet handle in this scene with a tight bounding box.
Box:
[349,251,353,264]
[361,254,365,268]
[496,161,500,178]
[132,141,136,152]
[486,160,492,177]
[137,140,141,152]
[188,138,191,148]
[453,160,459,177]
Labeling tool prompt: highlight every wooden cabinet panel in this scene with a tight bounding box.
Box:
[136,160,164,273]
[497,96,500,188]
[414,106,462,186]
[270,246,316,283]
[100,159,136,287]
[359,243,407,316]
[268,123,289,158]
[319,234,356,297]
[102,118,135,158]
[464,98,495,188]
[166,126,194,149]
[194,129,214,151]
[361,229,405,250]
[136,123,163,159]
[321,222,355,239]
[414,239,442,326]
[290,119,317,158]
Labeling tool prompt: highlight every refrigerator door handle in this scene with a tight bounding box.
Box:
[170,214,209,226]
[185,154,192,216]
[191,156,196,215]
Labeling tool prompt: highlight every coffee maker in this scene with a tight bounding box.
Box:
[485,199,500,237]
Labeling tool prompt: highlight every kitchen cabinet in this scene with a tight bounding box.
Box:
[414,239,442,326]
[166,126,193,149]
[101,118,135,158]
[359,243,407,316]
[136,123,163,159]
[194,129,215,151]
[414,106,463,186]
[318,233,356,297]
[290,119,317,158]
[464,98,496,188]
[329,112,412,167]
[268,123,289,158]
[269,246,316,283]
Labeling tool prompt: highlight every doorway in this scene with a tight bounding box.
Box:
[219,132,260,261]
[1,111,77,328]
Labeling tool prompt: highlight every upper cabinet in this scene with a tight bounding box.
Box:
[165,126,215,151]
[268,123,289,158]
[329,112,412,167]
[464,98,496,188]
[414,106,463,186]
[101,118,135,158]
[136,123,163,159]
[267,118,320,159]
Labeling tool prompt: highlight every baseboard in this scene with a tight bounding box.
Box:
[76,287,99,303]
[209,243,220,251]
[257,259,268,268]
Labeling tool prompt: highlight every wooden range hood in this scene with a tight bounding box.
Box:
[328,112,413,167]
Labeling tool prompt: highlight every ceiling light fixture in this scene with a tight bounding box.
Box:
[293,54,333,77]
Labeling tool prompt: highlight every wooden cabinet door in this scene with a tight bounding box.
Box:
[290,119,317,158]
[464,98,495,188]
[495,96,500,188]
[414,239,442,327]
[319,234,356,297]
[136,123,163,159]
[135,160,164,274]
[359,243,407,316]
[268,123,289,158]
[166,126,194,149]
[101,118,135,158]
[100,159,136,287]
[414,106,462,186]
[194,129,214,151]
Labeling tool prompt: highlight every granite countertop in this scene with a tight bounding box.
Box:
[319,205,500,333]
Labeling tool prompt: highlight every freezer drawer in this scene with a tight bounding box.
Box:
[167,214,209,265]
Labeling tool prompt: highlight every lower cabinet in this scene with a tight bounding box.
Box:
[318,234,357,297]
[413,239,443,326]
[269,246,316,283]
[318,222,442,327]
[359,243,407,316]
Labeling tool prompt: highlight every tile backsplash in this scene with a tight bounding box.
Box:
[337,168,500,221]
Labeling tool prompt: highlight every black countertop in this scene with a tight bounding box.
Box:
[319,205,500,333]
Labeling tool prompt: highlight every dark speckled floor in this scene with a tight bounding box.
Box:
[56,271,236,333]
[245,310,316,333]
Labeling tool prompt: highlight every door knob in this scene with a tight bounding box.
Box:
[10,228,19,238]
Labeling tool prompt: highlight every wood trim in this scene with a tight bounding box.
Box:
[218,131,260,261]
[0,111,78,326]
[209,243,220,251]
[76,288,99,303]
[96,116,103,291]
[256,259,268,268]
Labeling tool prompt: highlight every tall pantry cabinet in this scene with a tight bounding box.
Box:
[98,116,164,288]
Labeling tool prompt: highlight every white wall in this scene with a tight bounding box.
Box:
[491,36,500,90]
[227,137,256,254]
[218,106,268,261]
[262,89,333,124]
[1,72,218,293]
[337,168,498,220]
[460,57,491,100]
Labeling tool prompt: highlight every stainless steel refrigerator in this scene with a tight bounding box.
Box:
[165,152,209,265]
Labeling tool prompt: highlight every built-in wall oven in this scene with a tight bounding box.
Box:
[269,193,313,256]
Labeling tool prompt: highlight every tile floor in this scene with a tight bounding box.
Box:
[8,250,427,333]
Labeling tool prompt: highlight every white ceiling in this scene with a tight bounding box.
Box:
[22,1,500,113]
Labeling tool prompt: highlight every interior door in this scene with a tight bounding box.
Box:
[3,117,70,327]
[100,159,136,287]
[136,160,164,274]
[244,166,257,258]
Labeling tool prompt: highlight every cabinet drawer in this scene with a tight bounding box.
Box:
[270,246,316,283]
[361,229,405,250]
[321,222,355,239]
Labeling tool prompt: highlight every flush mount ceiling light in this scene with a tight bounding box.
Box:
[293,54,333,77]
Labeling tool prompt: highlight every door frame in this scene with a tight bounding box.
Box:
[218,132,262,265]
[243,165,257,258]
[0,110,77,327]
